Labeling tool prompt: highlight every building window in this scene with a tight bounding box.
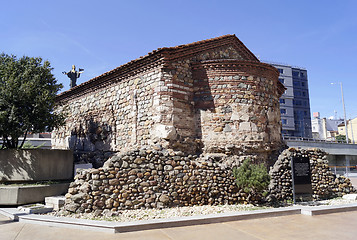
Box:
[292,71,299,77]
[279,78,285,84]
[293,100,302,106]
[278,68,284,74]
[293,80,300,87]
[302,91,306,96]
[282,119,287,125]
[294,90,301,96]
[280,109,286,114]
[279,99,285,104]
[301,82,306,87]
[304,111,308,116]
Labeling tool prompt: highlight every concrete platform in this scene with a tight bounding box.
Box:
[301,203,357,216]
[0,208,28,221]
[45,196,66,210]
[0,183,69,205]
[17,204,53,214]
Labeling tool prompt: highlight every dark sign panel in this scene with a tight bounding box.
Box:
[291,156,312,197]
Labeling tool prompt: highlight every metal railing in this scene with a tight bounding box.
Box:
[329,165,357,177]
[261,60,307,70]
[283,136,352,144]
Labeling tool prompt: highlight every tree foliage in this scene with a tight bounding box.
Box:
[233,159,270,194]
[0,53,64,149]
[335,134,350,143]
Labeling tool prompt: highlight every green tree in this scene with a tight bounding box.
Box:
[233,159,270,194]
[0,53,64,149]
[336,135,346,142]
[335,135,350,143]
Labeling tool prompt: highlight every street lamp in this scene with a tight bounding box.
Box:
[331,82,349,144]
[331,82,349,177]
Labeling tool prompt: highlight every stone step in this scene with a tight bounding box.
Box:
[45,196,66,211]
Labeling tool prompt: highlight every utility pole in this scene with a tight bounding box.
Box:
[332,82,349,144]
[331,82,349,177]
[339,82,349,144]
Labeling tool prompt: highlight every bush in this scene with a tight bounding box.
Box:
[233,159,270,194]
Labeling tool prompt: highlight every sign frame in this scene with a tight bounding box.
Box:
[291,155,313,203]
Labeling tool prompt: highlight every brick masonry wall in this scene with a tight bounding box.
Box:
[155,45,246,153]
[192,60,282,160]
[52,44,284,165]
[52,68,162,154]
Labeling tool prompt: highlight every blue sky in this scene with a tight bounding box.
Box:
[1,0,356,119]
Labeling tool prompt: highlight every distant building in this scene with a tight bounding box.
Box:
[267,63,312,138]
[337,117,357,144]
[311,112,343,141]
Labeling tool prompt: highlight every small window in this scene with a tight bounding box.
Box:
[292,71,299,77]
[302,91,306,96]
[293,80,300,87]
[279,99,285,104]
[304,111,308,116]
[301,82,306,87]
[277,68,284,74]
[294,90,301,96]
[294,100,302,106]
[280,109,286,114]
[279,78,285,84]
[282,119,287,125]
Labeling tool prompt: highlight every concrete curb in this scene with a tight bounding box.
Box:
[113,207,300,233]
[16,207,300,233]
[300,203,357,216]
[0,208,28,221]
[19,214,119,233]
[1,204,357,233]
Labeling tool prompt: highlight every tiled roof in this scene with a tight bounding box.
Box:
[57,34,259,101]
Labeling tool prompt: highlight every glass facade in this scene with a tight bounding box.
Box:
[268,63,312,138]
[291,68,312,138]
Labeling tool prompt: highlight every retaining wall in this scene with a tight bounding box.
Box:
[63,148,355,214]
[0,149,73,182]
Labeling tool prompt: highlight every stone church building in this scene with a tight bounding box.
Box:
[52,34,285,165]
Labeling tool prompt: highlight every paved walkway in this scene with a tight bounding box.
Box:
[1,211,357,240]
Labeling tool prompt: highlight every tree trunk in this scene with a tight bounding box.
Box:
[19,130,28,149]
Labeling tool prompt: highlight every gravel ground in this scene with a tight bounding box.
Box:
[307,197,357,206]
[48,204,266,222]
[46,196,357,222]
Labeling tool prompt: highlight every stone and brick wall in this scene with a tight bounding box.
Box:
[53,68,161,153]
[192,60,282,159]
[52,35,285,166]
[64,149,243,213]
[269,148,355,201]
[63,148,355,213]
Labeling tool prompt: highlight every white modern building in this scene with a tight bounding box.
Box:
[311,112,343,141]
